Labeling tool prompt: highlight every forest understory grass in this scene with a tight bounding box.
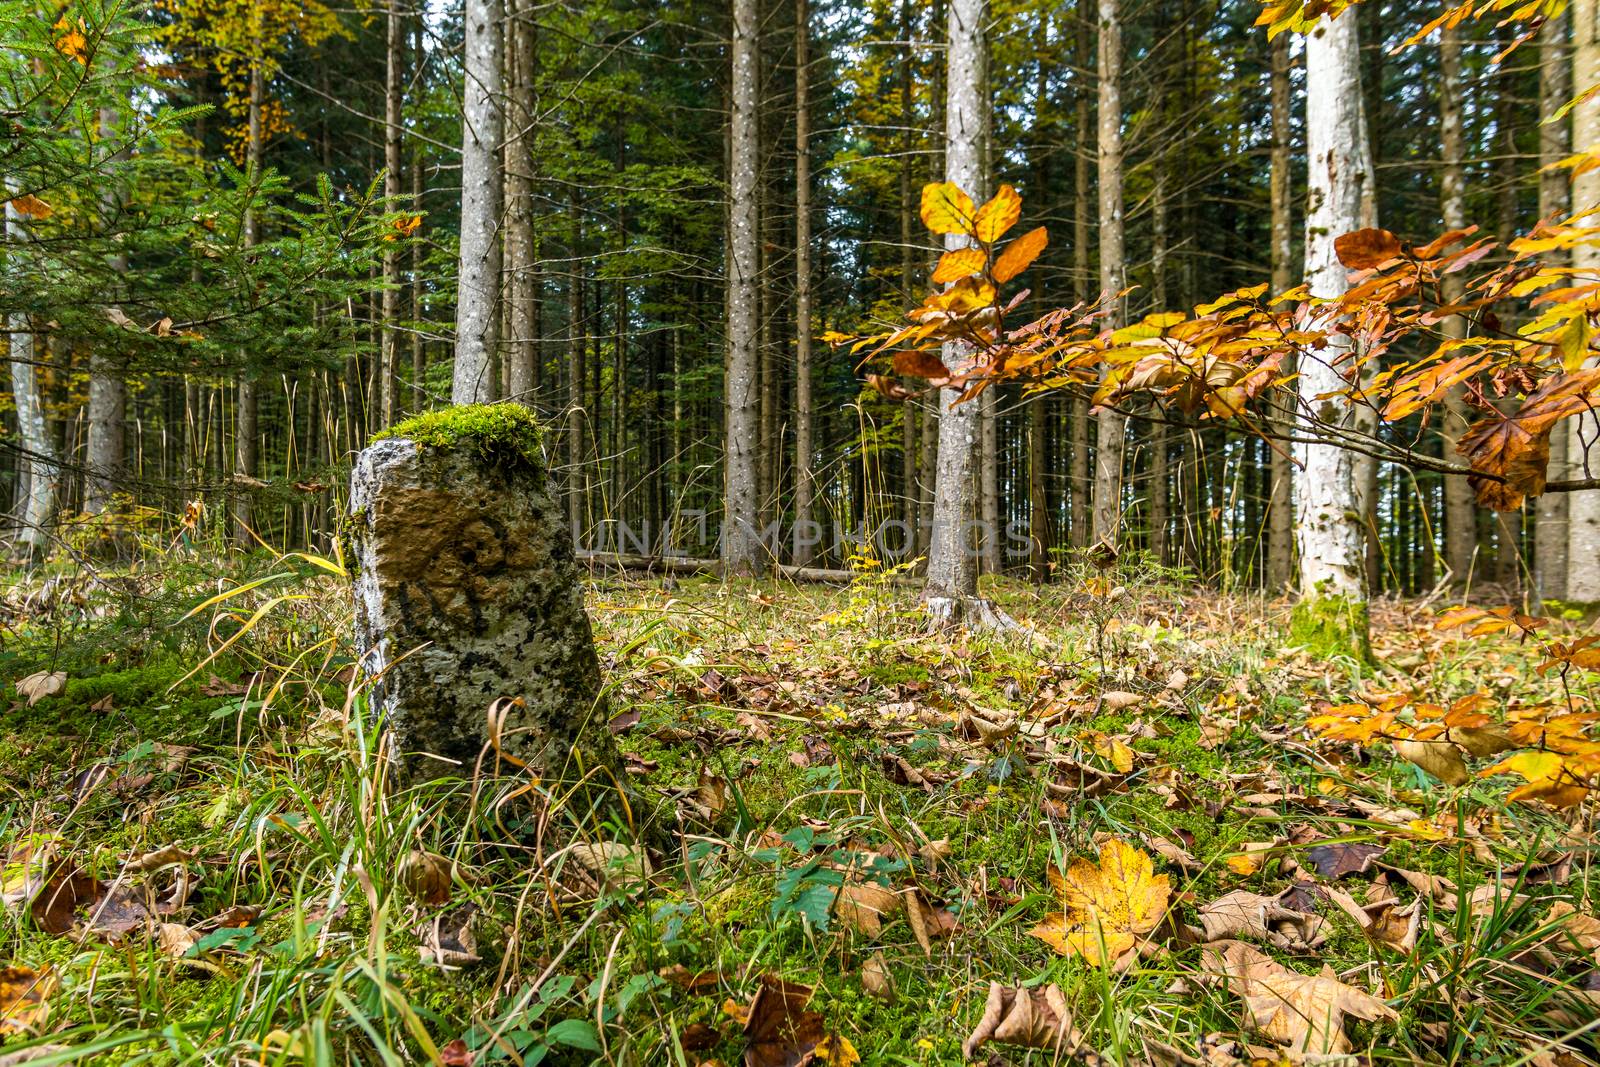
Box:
[0,560,1596,1065]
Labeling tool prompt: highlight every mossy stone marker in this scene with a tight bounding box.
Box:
[348,404,621,784]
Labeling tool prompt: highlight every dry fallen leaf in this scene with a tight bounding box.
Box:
[14,671,65,707]
[739,975,823,1067]
[860,951,895,1002]
[1544,902,1600,951]
[1202,939,1396,1054]
[961,981,1084,1059]
[1030,840,1170,966]
[1305,841,1385,880]
[834,882,900,938]
[400,850,454,907]
[1197,890,1327,951]
[1394,738,1470,786]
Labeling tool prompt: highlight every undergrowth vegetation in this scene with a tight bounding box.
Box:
[1,551,1597,1065]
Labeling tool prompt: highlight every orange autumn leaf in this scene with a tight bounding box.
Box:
[931,247,986,284]
[993,226,1048,283]
[972,184,1022,244]
[919,181,976,236]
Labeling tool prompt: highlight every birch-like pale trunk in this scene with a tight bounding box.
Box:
[1439,25,1477,585]
[1295,11,1369,648]
[1536,8,1571,604]
[924,0,989,620]
[6,198,56,561]
[1569,0,1600,600]
[451,0,503,405]
[1266,30,1295,589]
[86,95,127,515]
[1090,0,1125,546]
[792,0,816,565]
[722,0,763,574]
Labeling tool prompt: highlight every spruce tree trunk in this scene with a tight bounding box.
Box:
[793,0,816,565]
[1266,30,1295,589]
[1070,0,1091,549]
[1091,0,1125,546]
[380,0,404,427]
[452,0,504,405]
[723,0,763,574]
[1570,0,1600,602]
[86,98,127,516]
[1294,11,1370,657]
[1439,24,1477,586]
[1536,8,1571,605]
[233,66,263,543]
[923,0,993,623]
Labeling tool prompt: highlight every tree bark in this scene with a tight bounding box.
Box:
[1091,0,1125,546]
[380,0,404,427]
[86,95,127,516]
[1570,0,1600,601]
[6,198,56,561]
[793,0,816,565]
[234,64,264,543]
[1295,11,1370,654]
[1537,8,1571,604]
[924,0,989,620]
[723,0,764,574]
[1266,30,1295,589]
[1439,24,1478,585]
[451,0,504,404]
[1069,0,1092,550]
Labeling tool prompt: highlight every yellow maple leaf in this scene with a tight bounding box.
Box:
[1029,840,1170,965]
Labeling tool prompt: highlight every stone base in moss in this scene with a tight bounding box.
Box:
[1288,593,1374,666]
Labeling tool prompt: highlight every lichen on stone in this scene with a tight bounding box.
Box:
[372,403,543,470]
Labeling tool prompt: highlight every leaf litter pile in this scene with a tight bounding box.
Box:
[1,566,1598,1065]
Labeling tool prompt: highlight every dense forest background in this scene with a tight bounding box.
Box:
[1,0,1584,598]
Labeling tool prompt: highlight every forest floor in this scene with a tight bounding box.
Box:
[0,552,1598,1066]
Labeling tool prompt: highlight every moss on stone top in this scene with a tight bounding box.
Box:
[373,403,544,468]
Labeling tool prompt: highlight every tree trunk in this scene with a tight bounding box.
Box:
[86,96,127,516]
[380,0,404,427]
[924,0,992,622]
[1570,0,1600,601]
[234,64,264,543]
[1439,24,1478,586]
[1536,7,1571,605]
[451,0,504,404]
[1150,159,1170,565]
[793,0,816,565]
[1294,11,1370,657]
[1070,0,1091,549]
[6,198,56,562]
[724,0,763,574]
[1266,30,1295,589]
[1091,0,1125,546]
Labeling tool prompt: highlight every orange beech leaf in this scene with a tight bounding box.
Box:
[992,226,1048,283]
[931,247,986,284]
[1335,228,1403,270]
[1457,369,1600,510]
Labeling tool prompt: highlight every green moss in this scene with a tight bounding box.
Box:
[372,403,543,468]
[1288,592,1373,666]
